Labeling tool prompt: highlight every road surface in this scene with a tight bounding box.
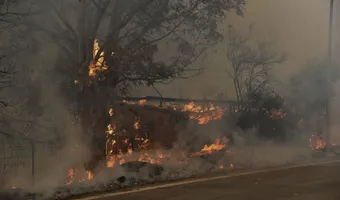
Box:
[77,161,340,200]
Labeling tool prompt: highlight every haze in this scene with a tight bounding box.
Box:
[133,0,334,99]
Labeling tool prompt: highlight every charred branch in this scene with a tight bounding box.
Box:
[117,96,239,105]
[225,25,286,108]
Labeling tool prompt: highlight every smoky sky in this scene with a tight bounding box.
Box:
[133,0,336,99]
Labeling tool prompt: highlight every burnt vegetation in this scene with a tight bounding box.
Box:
[0,0,337,198]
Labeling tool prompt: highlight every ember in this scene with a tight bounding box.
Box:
[309,133,326,150]
[65,168,94,185]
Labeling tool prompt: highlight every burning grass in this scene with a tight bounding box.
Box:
[2,143,335,200]
[0,93,333,200]
[60,99,327,187]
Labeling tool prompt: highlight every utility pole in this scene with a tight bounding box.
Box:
[31,140,36,200]
[326,0,334,153]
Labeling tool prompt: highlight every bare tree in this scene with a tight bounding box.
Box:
[0,1,20,112]
[0,0,42,138]
[0,0,32,188]
[0,55,14,107]
[225,25,286,108]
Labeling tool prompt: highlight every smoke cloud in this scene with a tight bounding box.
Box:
[1,1,340,200]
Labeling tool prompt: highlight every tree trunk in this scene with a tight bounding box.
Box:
[78,86,111,171]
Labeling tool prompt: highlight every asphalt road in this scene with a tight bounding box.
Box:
[79,161,340,200]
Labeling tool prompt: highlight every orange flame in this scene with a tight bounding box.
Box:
[309,133,326,150]
[268,109,287,120]
[66,168,94,185]
[89,39,108,77]
[138,99,147,105]
[121,100,225,124]
[191,137,230,156]
[65,100,233,185]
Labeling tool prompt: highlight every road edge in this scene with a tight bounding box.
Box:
[73,159,340,200]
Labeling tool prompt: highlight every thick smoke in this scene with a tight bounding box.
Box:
[133,0,334,98]
[1,1,340,200]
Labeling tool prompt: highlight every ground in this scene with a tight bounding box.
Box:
[75,160,340,200]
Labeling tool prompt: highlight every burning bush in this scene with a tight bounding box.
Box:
[234,90,297,142]
[62,99,233,186]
